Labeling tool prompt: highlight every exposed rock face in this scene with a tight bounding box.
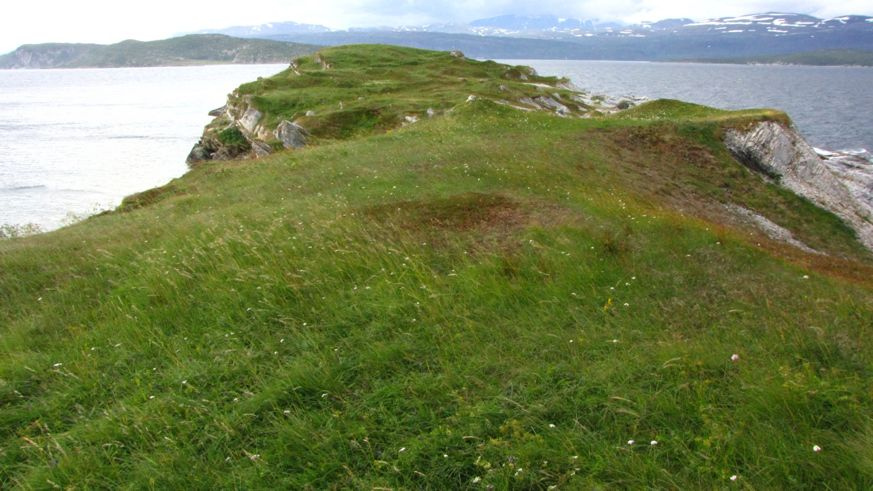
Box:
[187,93,310,165]
[724,121,873,251]
[275,121,308,149]
[725,204,820,254]
[533,96,570,116]
[237,107,263,134]
[208,105,227,117]
[818,150,873,222]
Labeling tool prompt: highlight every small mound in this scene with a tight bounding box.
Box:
[616,99,730,120]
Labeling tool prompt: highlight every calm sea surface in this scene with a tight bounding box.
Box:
[1,61,871,230]
[0,64,286,230]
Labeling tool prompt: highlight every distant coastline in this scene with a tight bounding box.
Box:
[0,34,318,69]
[684,49,873,67]
[3,31,873,69]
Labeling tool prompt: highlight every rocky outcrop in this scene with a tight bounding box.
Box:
[275,121,309,149]
[817,149,873,222]
[724,121,873,251]
[725,204,820,254]
[187,93,309,165]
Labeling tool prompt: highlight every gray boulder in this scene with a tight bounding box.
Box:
[534,96,570,116]
[275,121,309,149]
[208,105,227,117]
[186,143,210,164]
[238,107,263,134]
[251,141,273,158]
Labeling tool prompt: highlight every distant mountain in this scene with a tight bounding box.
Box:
[259,27,873,62]
[199,12,873,62]
[467,14,623,36]
[0,34,319,69]
[458,12,873,40]
[195,21,330,38]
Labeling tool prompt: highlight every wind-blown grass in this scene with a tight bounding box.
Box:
[1,46,871,489]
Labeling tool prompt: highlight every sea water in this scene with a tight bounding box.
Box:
[0,64,286,231]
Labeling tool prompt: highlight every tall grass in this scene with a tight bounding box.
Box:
[1,47,871,489]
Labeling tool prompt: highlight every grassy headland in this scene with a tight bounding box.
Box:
[1,45,871,488]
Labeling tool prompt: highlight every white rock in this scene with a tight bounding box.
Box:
[274,121,309,149]
[724,122,873,251]
[238,107,263,134]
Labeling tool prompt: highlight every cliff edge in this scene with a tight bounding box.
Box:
[725,122,873,250]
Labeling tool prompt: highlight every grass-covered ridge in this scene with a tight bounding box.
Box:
[231,45,597,142]
[1,46,872,488]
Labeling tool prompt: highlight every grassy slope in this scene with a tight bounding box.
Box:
[1,46,872,489]
[230,45,588,142]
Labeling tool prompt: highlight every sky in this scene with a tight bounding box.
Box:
[2,0,873,53]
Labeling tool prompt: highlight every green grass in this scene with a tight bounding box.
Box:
[1,45,872,489]
[232,44,587,142]
[217,127,252,153]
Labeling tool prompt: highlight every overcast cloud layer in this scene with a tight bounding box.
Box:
[3,0,873,53]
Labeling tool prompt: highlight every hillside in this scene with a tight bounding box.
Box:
[1,46,872,488]
[0,34,319,69]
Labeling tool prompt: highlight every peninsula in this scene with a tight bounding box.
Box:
[1,45,871,488]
